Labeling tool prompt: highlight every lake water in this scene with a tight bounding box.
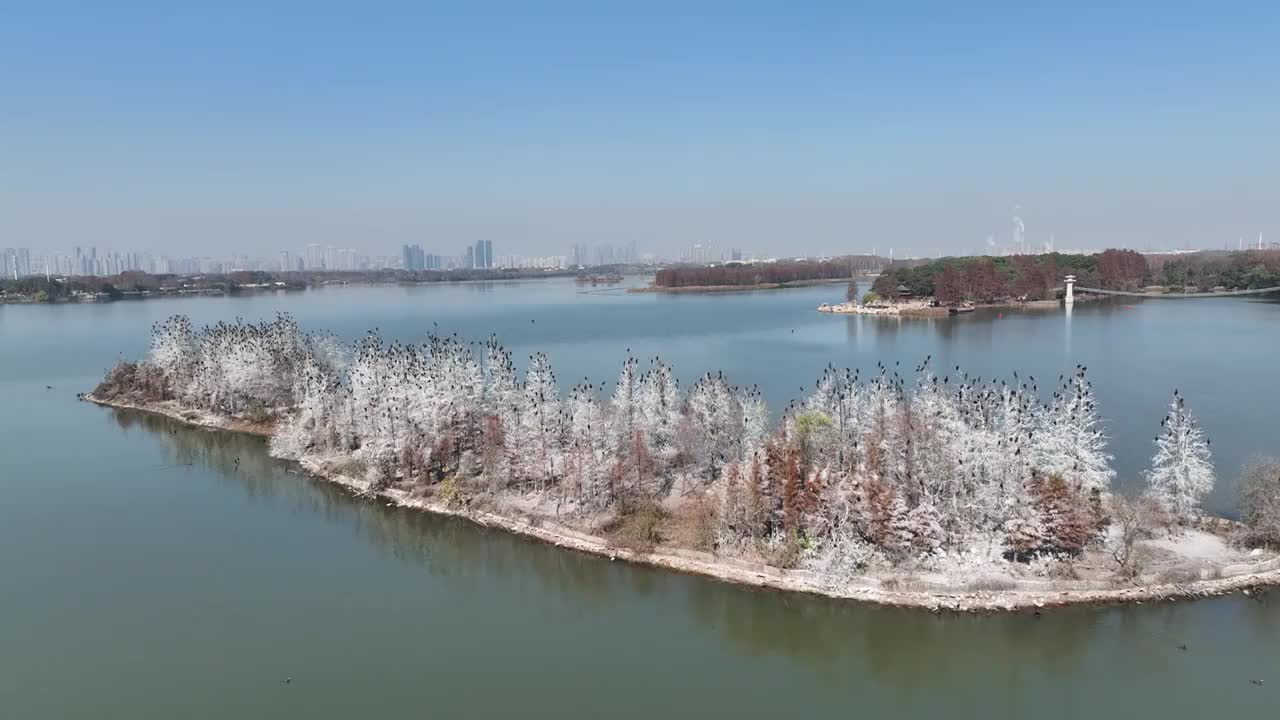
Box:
[2,278,1278,717]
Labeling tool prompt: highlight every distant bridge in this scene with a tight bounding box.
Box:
[1072,286,1280,299]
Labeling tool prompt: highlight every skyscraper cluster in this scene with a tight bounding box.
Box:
[400,244,447,271]
[473,240,493,269]
[2,248,32,279]
[399,240,494,271]
[570,240,638,267]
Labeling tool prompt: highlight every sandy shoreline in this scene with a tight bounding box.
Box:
[83,393,1280,612]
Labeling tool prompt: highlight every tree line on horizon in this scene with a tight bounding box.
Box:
[654,257,883,289]
[0,266,594,302]
[871,248,1280,304]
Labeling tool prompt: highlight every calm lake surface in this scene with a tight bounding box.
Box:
[2,278,1278,718]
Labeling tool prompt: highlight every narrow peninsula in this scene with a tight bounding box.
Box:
[84,314,1280,611]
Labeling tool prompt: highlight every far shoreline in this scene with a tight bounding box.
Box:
[630,277,853,294]
[82,393,1280,613]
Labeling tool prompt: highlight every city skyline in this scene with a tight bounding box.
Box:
[10,227,1280,281]
[4,4,1279,258]
[2,238,654,278]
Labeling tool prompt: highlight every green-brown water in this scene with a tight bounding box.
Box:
[2,279,1278,717]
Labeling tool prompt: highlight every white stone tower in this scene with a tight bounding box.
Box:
[1064,275,1076,306]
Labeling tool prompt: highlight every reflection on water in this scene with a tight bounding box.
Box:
[109,406,1279,688]
[8,282,1280,718]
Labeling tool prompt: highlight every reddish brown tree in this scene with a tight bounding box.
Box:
[1096,249,1148,290]
[933,265,965,304]
[966,260,1002,303]
[1031,473,1096,556]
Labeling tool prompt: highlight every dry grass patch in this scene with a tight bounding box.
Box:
[667,492,718,552]
[601,496,668,553]
[880,575,927,592]
[965,577,1018,593]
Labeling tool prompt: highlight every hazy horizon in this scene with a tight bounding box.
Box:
[3,2,1278,259]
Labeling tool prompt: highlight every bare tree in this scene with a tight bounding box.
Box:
[1237,457,1280,548]
[1108,493,1162,579]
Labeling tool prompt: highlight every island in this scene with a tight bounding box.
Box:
[824,248,1280,316]
[84,314,1280,611]
[632,257,884,293]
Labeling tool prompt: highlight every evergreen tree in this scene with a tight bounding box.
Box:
[1146,390,1215,517]
[1035,368,1114,492]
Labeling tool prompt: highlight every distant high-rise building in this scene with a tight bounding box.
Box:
[336,248,358,271]
[595,243,615,266]
[304,244,322,271]
[16,248,32,277]
[687,242,711,264]
[464,245,475,269]
[469,240,493,269]
[401,244,427,271]
[280,251,292,272]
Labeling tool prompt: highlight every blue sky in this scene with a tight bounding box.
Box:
[2,1,1277,257]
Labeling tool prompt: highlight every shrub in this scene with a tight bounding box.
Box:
[1156,566,1203,585]
[1236,458,1280,548]
[330,457,368,479]
[1046,559,1081,581]
[672,492,718,552]
[965,577,1017,593]
[244,399,273,425]
[1107,493,1161,579]
[763,530,804,569]
[604,495,667,553]
[438,474,465,508]
[92,361,169,403]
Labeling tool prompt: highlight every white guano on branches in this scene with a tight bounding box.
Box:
[119,314,1176,573]
[1146,390,1215,516]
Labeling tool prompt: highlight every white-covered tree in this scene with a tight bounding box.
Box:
[610,356,641,453]
[147,315,198,393]
[638,358,681,467]
[1035,368,1114,492]
[684,372,741,488]
[566,381,608,506]
[738,386,770,463]
[1145,390,1215,517]
[518,352,562,491]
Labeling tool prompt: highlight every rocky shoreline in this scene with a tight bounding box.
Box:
[82,393,1280,613]
[818,298,1071,317]
[818,301,948,317]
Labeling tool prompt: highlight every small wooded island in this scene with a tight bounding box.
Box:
[85,315,1280,611]
[827,248,1280,315]
[634,257,884,293]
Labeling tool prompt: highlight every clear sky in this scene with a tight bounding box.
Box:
[2,1,1277,258]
